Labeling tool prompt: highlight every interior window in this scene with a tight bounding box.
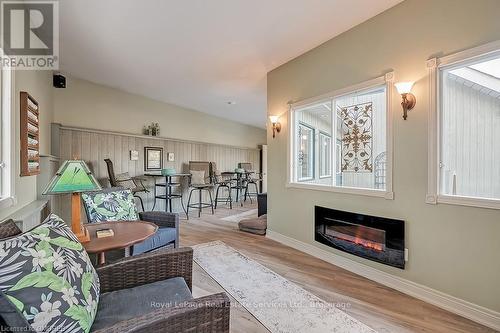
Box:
[334,86,386,189]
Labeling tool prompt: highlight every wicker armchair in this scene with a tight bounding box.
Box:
[93,248,230,333]
[0,219,22,239]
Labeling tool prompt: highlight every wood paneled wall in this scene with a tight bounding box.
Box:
[55,125,260,222]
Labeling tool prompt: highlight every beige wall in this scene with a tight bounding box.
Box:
[1,70,54,220]
[267,0,500,312]
[53,77,266,149]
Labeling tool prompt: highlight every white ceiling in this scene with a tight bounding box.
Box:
[59,0,402,128]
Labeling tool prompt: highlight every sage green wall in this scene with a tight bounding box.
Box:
[53,77,266,149]
[0,70,54,220]
[267,0,500,312]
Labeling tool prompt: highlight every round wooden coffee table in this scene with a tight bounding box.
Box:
[83,221,158,265]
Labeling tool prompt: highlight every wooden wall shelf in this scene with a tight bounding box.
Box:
[20,91,40,176]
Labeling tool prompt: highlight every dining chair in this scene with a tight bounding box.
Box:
[104,158,148,211]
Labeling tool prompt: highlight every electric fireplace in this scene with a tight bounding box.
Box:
[315,206,405,269]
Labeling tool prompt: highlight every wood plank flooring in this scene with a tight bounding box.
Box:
[180,204,496,333]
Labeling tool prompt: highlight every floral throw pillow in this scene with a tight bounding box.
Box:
[82,189,139,223]
[0,214,100,333]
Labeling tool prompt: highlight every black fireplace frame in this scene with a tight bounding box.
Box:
[315,206,405,269]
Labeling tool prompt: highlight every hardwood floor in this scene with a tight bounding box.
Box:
[180,203,495,333]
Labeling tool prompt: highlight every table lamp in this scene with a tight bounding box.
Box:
[43,159,102,243]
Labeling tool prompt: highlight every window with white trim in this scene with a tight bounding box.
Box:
[0,52,14,209]
[289,73,393,198]
[429,44,500,208]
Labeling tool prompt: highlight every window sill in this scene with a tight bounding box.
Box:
[427,194,500,210]
[0,196,17,210]
[286,182,394,199]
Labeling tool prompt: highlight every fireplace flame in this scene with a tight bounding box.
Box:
[338,235,384,251]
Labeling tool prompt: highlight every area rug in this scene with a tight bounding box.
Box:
[220,209,258,222]
[193,241,377,333]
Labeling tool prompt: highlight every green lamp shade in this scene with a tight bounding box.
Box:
[43,160,102,194]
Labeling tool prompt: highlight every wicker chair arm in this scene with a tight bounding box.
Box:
[97,247,193,293]
[91,293,230,333]
[139,211,179,229]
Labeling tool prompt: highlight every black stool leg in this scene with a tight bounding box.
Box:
[208,189,214,214]
[244,183,249,202]
[228,184,233,209]
[135,195,145,212]
[215,185,221,209]
[152,182,157,211]
[186,188,194,220]
[180,195,187,217]
[198,189,202,217]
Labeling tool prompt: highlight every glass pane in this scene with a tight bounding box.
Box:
[294,102,332,184]
[440,54,500,200]
[319,133,331,178]
[334,85,386,190]
[298,123,314,181]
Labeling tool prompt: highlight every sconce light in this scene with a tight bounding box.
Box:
[269,115,281,138]
[395,82,416,120]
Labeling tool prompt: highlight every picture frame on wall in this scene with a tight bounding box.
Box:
[167,152,175,162]
[144,147,163,171]
[130,150,139,161]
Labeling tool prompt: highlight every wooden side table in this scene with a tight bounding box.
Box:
[83,221,158,265]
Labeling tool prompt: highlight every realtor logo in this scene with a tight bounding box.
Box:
[1,1,59,69]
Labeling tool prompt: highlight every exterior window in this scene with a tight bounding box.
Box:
[319,132,331,178]
[289,73,393,198]
[439,53,500,201]
[0,53,14,209]
[297,123,315,181]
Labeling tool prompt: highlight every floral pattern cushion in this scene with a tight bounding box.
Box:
[82,189,138,223]
[0,214,100,333]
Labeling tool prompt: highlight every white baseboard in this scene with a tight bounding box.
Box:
[266,230,500,331]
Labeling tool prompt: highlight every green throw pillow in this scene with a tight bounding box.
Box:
[82,189,139,223]
[0,214,100,333]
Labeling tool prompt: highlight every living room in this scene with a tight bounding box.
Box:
[1,0,499,332]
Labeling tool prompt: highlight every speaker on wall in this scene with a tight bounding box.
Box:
[53,74,66,88]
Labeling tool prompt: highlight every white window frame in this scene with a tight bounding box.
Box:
[318,131,332,179]
[427,40,500,210]
[287,72,394,199]
[0,49,16,209]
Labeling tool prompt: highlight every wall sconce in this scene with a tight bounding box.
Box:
[395,82,416,120]
[269,115,281,138]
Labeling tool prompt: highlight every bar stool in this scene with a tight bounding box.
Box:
[239,162,262,204]
[214,171,234,209]
[186,161,215,219]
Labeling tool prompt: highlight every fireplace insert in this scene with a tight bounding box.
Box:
[315,206,405,269]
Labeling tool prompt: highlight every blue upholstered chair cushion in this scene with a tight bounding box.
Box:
[82,189,138,223]
[90,277,192,331]
[0,214,100,333]
[131,227,177,255]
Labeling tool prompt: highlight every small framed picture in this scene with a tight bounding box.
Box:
[167,152,175,162]
[144,147,163,171]
[130,150,139,161]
